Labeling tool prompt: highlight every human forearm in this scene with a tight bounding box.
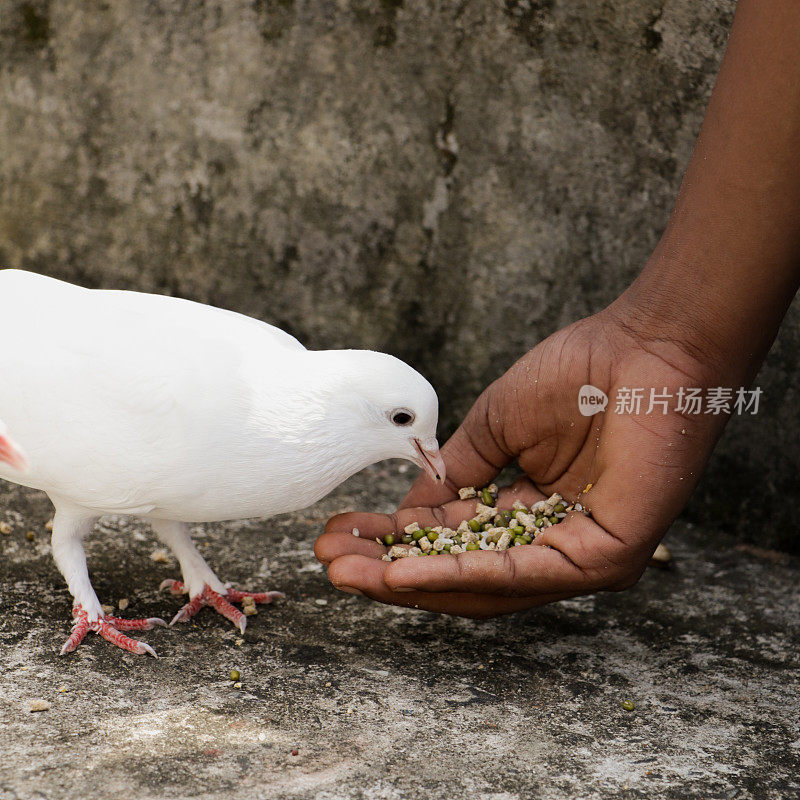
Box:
[617,0,800,381]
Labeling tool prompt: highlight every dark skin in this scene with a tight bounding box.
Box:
[315,0,800,617]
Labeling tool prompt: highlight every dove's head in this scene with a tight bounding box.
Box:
[316,350,446,483]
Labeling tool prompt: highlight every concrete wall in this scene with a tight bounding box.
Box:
[1,0,797,550]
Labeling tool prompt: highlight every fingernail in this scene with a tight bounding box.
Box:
[336,585,364,595]
[392,587,415,593]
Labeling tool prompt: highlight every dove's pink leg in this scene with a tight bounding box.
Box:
[225,588,283,603]
[50,511,166,656]
[152,519,283,634]
[61,607,91,653]
[162,580,206,622]
[60,605,166,656]
[160,580,283,633]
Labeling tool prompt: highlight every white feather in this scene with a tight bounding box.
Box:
[0,269,440,522]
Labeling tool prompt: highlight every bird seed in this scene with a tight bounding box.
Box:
[380,486,580,560]
[649,543,672,568]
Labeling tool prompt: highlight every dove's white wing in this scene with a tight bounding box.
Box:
[0,270,309,518]
[98,283,305,355]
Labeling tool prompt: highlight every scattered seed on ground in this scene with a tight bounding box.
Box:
[650,543,672,568]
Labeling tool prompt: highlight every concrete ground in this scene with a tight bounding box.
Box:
[0,463,797,800]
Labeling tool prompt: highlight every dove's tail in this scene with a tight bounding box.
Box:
[0,424,28,473]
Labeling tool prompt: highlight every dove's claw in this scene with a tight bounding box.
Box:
[169,592,206,626]
[159,578,187,595]
[59,605,161,657]
[225,589,285,604]
[205,588,246,631]
[161,581,281,632]
[104,615,167,631]
[60,610,91,654]
[96,620,157,656]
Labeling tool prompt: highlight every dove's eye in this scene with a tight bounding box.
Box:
[389,408,415,426]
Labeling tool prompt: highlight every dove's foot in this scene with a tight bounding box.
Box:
[60,605,167,657]
[160,579,284,634]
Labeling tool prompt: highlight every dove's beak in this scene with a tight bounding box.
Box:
[0,431,27,473]
[412,438,447,484]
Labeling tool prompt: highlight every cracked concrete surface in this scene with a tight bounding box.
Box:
[0,2,798,795]
[1,0,799,551]
[0,463,798,799]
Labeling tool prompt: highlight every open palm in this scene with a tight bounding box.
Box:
[315,306,732,617]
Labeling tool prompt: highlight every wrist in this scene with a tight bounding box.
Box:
[605,251,768,387]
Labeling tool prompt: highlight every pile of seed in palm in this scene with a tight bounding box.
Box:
[376,484,586,561]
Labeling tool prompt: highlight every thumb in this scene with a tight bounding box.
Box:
[399,379,515,509]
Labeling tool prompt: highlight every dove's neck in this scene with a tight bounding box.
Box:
[243,349,411,510]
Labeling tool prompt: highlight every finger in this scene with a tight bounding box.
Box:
[325,553,568,617]
[323,503,478,539]
[324,478,546,541]
[319,479,550,566]
[314,530,387,565]
[317,506,478,565]
[400,386,513,509]
[324,511,397,538]
[382,513,615,595]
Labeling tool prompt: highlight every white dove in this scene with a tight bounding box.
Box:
[0,269,445,657]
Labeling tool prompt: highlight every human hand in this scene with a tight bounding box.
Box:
[315,295,736,617]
